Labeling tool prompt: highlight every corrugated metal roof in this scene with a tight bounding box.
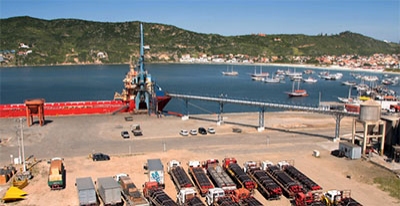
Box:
[147,159,163,170]
[76,177,95,191]
[97,177,120,189]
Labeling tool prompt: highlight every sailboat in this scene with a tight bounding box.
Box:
[222,66,238,76]
[251,66,269,80]
[286,80,308,97]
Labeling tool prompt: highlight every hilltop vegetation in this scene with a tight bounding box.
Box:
[0,16,399,66]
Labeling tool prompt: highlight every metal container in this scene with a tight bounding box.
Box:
[339,142,361,159]
[359,100,381,121]
[76,177,97,206]
[97,177,121,205]
[147,159,165,187]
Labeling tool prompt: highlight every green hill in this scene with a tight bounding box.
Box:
[0,16,399,66]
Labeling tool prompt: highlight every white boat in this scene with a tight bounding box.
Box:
[302,77,317,83]
[222,66,238,76]
[342,81,357,86]
[263,77,281,83]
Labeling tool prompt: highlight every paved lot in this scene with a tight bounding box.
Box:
[0,112,399,205]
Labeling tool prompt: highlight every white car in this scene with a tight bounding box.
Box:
[190,129,198,135]
[208,127,216,134]
[180,129,189,136]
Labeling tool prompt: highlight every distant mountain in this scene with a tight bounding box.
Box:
[0,16,399,66]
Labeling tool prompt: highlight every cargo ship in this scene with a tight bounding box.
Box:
[0,23,171,118]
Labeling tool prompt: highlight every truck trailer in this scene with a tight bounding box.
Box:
[76,177,97,206]
[203,159,236,193]
[278,161,322,192]
[187,161,214,197]
[244,162,282,200]
[119,176,149,206]
[145,159,165,188]
[48,157,65,190]
[222,158,257,193]
[97,177,122,206]
[143,181,178,206]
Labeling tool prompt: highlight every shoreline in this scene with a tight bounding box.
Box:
[1,61,399,74]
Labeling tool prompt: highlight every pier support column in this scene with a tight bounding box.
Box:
[181,99,189,120]
[258,107,265,132]
[333,113,345,141]
[217,102,224,125]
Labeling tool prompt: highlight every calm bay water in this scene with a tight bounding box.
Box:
[1,64,399,114]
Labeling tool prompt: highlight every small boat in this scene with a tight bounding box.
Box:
[302,77,317,83]
[303,69,314,74]
[286,80,308,97]
[222,66,239,76]
[342,81,357,86]
[264,77,281,83]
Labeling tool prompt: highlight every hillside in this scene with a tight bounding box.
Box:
[0,16,399,66]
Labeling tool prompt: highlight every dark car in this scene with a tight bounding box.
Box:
[198,127,207,135]
[330,149,345,158]
[121,131,130,139]
[92,153,110,161]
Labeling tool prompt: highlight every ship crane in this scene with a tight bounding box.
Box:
[135,23,151,112]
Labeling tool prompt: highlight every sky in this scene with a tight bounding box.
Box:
[1,0,399,43]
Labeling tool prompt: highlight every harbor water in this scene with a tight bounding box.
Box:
[1,64,399,114]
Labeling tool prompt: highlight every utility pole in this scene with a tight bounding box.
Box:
[16,118,27,172]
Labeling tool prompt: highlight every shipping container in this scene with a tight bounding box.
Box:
[146,159,164,188]
[97,177,121,205]
[76,177,97,206]
[339,142,362,159]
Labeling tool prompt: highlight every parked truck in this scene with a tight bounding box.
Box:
[143,181,178,206]
[205,187,262,206]
[75,177,97,206]
[244,161,282,200]
[278,161,322,192]
[187,161,214,197]
[167,160,205,206]
[319,190,362,206]
[48,157,65,190]
[144,159,165,188]
[202,159,236,193]
[119,176,149,206]
[97,177,122,206]
[261,161,303,198]
[222,158,257,193]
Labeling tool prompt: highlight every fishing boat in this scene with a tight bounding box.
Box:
[286,80,308,97]
[222,66,239,76]
[0,23,171,118]
[263,77,281,83]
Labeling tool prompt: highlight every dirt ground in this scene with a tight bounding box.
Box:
[0,112,399,206]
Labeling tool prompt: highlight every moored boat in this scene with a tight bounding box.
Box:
[222,66,239,76]
[302,77,317,83]
[286,80,308,97]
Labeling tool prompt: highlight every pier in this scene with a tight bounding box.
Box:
[167,93,358,140]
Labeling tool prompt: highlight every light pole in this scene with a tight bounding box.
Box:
[16,118,27,172]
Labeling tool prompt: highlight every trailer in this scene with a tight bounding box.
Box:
[187,161,214,197]
[278,161,322,192]
[144,159,165,188]
[167,160,195,190]
[75,177,97,206]
[119,176,149,206]
[222,158,257,193]
[261,161,303,198]
[203,159,236,193]
[97,177,122,206]
[143,181,178,206]
[48,157,65,190]
[206,187,262,206]
[246,166,282,200]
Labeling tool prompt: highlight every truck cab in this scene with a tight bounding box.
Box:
[205,188,225,206]
[177,188,197,205]
[131,124,143,136]
[167,160,181,173]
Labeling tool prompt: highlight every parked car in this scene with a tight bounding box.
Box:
[198,127,207,135]
[92,153,110,161]
[190,129,198,136]
[208,127,216,134]
[131,124,143,136]
[121,131,130,139]
[180,129,189,136]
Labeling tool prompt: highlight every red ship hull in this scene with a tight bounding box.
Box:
[0,96,171,118]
